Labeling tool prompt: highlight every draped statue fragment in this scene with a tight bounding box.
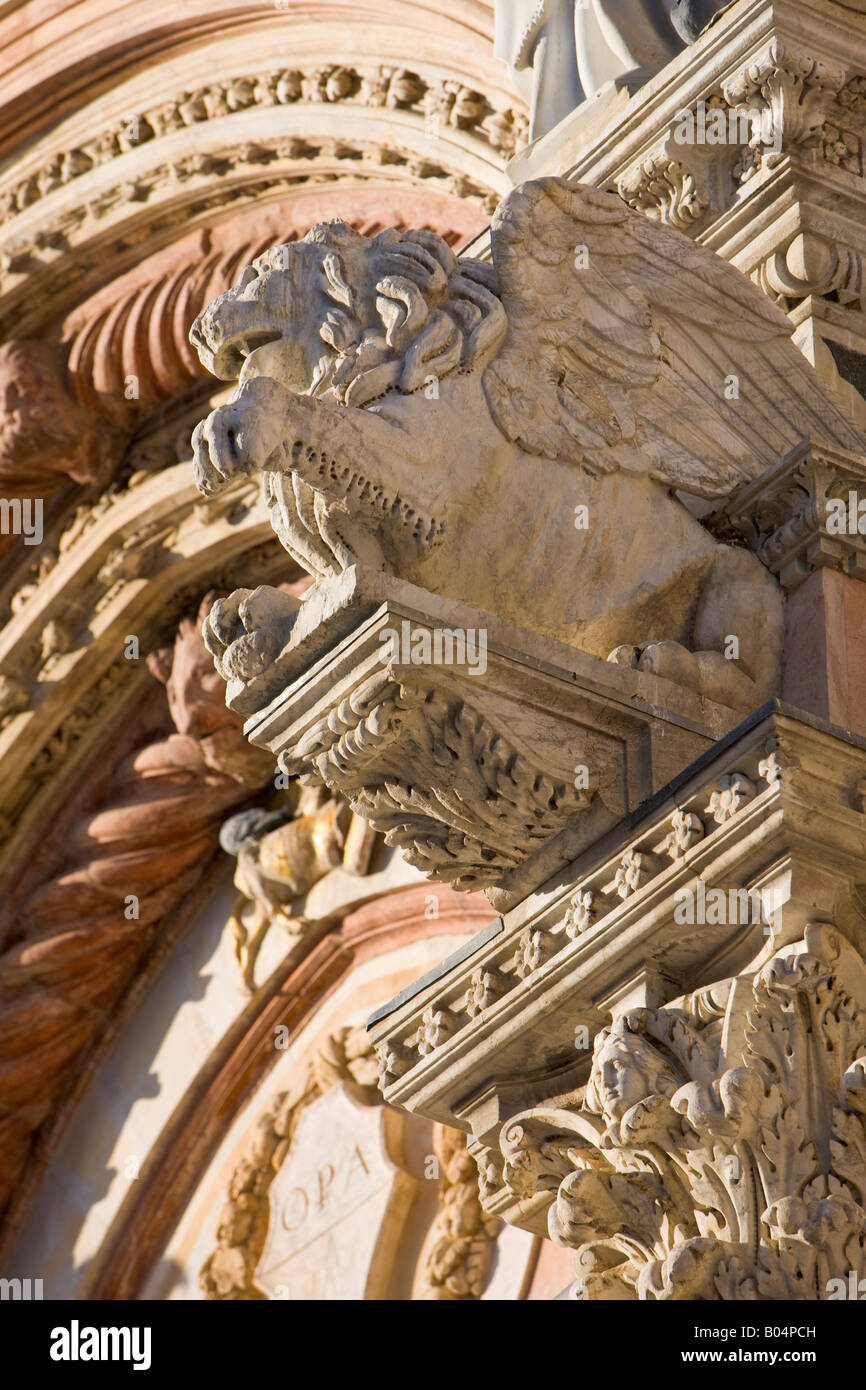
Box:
[493,1,734,138]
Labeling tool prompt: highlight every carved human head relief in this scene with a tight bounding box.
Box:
[586,1018,680,1128]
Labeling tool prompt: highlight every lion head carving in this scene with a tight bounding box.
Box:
[190,222,506,408]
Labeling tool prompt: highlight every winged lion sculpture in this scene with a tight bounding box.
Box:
[190,177,863,711]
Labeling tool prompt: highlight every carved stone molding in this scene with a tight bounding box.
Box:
[371,720,790,1086]
[0,148,499,345]
[753,232,862,314]
[369,705,866,1299]
[710,438,866,590]
[0,63,525,231]
[200,1026,381,1299]
[501,923,866,1300]
[0,61,518,338]
[0,595,273,1219]
[238,573,739,900]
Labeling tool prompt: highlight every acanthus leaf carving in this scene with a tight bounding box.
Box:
[489,925,866,1300]
[617,155,708,231]
[285,676,592,893]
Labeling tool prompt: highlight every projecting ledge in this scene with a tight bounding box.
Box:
[367,702,866,1301]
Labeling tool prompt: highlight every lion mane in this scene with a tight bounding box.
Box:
[275,221,508,408]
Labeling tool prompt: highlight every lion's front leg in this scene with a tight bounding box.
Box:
[607,546,784,711]
[192,377,292,496]
[609,640,762,709]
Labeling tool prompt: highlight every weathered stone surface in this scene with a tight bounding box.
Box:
[255,1083,416,1301]
[190,176,865,724]
[369,704,866,1298]
[235,575,740,900]
[506,0,866,426]
[0,596,272,1220]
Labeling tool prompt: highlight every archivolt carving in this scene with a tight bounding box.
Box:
[0,596,272,1219]
[0,64,525,227]
[0,161,497,351]
[423,1124,500,1299]
[0,339,116,495]
[0,61,519,338]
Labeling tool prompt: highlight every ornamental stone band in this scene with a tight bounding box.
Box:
[3,0,866,1320]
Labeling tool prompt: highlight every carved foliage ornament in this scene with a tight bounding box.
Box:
[372,737,780,1082]
[286,673,590,892]
[620,53,862,232]
[498,925,866,1300]
[0,64,525,228]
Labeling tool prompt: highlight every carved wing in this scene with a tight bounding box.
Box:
[483,178,864,497]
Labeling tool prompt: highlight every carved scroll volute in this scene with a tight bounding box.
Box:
[490,925,866,1300]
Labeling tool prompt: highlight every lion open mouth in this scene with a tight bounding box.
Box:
[214,329,283,380]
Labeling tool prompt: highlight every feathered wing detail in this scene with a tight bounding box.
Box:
[482,178,864,498]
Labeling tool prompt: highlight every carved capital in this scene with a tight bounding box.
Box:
[370,706,866,1300]
[712,439,866,590]
[723,41,848,161]
[497,924,866,1300]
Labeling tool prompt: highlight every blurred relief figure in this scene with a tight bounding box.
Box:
[221,791,350,988]
[495,0,733,137]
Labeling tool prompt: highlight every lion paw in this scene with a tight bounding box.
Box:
[203,585,299,681]
[191,378,288,497]
[607,639,758,710]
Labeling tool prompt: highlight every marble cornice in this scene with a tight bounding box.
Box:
[369,703,866,1207]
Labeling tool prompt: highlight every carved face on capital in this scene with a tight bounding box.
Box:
[189,221,505,408]
[587,1027,679,1126]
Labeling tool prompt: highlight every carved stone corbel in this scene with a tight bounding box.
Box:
[754,231,862,313]
[238,574,739,899]
[617,154,709,232]
[723,41,849,168]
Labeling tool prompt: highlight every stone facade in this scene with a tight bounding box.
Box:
[1,0,865,1307]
